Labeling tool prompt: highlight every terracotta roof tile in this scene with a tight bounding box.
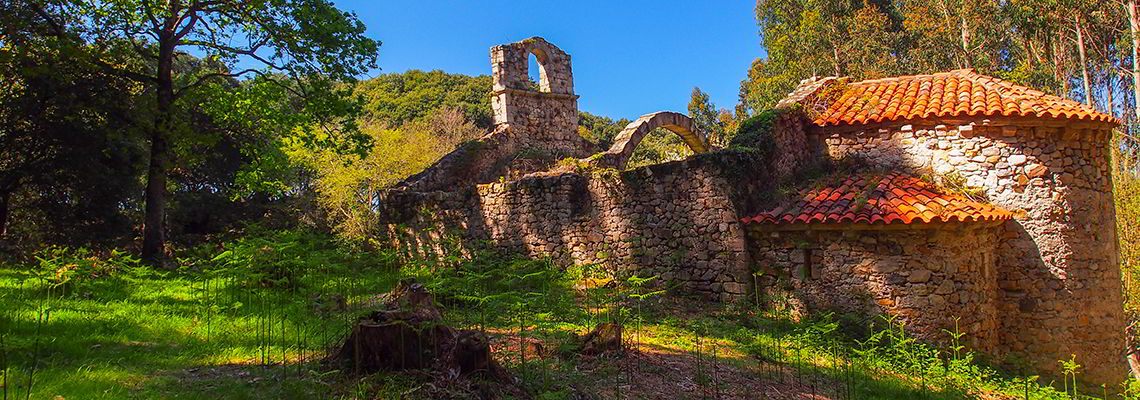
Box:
[742,172,1013,227]
[804,69,1118,127]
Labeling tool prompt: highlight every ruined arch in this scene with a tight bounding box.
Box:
[490,37,573,95]
[600,112,711,170]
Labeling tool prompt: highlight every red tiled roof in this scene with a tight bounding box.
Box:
[742,172,1013,226]
[809,69,1118,127]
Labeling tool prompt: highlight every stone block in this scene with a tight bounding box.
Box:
[908,269,932,283]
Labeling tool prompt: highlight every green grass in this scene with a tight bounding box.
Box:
[0,228,1131,399]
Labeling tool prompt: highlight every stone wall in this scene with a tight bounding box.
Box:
[490,37,586,152]
[807,119,1125,384]
[748,226,1002,353]
[378,151,781,300]
[395,37,596,192]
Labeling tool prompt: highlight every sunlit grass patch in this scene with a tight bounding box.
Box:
[0,229,1123,399]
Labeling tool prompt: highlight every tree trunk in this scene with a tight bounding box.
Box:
[832,45,842,77]
[960,16,972,69]
[0,188,11,238]
[142,30,176,267]
[1108,71,1116,118]
[1130,1,1140,121]
[1076,16,1093,106]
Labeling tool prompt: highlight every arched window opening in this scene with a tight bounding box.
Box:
[527,49,550,92]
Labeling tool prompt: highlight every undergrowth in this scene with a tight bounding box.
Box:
[0,227,1133,399]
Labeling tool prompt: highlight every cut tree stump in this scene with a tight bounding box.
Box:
[334,279,507,380]
[579,322,623,355]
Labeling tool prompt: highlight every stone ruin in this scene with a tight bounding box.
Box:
[374,38,1127,385]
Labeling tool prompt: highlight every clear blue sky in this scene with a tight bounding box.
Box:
[332,1,764,119]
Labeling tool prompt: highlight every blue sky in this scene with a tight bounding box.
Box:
[332,1,764,119]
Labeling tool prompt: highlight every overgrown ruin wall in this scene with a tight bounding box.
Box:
[378,151,781,300]
[378,36,1126,386]
[808,120,1125,384]
[395,37,596,193]
[749,226,1002,353]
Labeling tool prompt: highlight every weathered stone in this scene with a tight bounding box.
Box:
[1008,154,1028,166]
[1026,163,1048,178]
[935,280,955,295]
[908,269,932,283]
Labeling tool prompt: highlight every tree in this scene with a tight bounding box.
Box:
[900,0,1008,73]
[578,112,631,149]
[0,2,146,244]
[20,0,379,264]
[687,87,726,147]
[355,70,494,129]
[1130,1,1140,120]
[290,108,483,239]
[743,0,902,112]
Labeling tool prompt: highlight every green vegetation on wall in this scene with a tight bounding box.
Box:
[1116,131,1140,317]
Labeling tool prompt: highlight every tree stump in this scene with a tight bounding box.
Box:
[334,279,507,380]
[579,322,623,355]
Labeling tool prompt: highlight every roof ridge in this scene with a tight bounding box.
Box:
[786,69,1120,127]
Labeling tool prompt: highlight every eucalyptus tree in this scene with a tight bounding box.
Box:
[19,0,379,264]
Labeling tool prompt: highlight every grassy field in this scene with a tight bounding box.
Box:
[0,228,1124,399]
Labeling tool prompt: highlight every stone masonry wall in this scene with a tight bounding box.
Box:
[490,37,585,153]
[395,37,595,192]
[377,152,779,300]
[809,120,1124,384]
[749,227,1002,353]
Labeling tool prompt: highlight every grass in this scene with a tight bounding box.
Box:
[0,227,1132,399]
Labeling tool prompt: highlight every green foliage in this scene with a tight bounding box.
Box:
[30,246,142,296]
[626,128,694,169]
[355,70,494,129]
[38,0,381,263]
[0,231,1124,399]
[742,0,1116,113]
[0,10,147,245]
[688,87,727,146]
[289,108,485,239]
[1115,131,1140,319]
[0,228,405,399]
[577,111,630,149]
[743,0,901,112]
[207,226,395,289]
[727,108,781,155]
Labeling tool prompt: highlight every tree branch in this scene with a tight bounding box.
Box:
[179,40,288,71]
[26,3,66,37]
[173,68,259,99]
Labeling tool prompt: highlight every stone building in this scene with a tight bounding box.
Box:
[751,70,1123,384]
[375,39,1125,385]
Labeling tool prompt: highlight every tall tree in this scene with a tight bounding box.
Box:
[900,0,1008,73]
[1075,12,1093,106]
[0,3,146,243]
[1126,0,1140,120]
[744,0,902,112]
[688,87,726,147]
[22,0,379,264]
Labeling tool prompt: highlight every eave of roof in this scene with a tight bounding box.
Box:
[741,172,1014,230]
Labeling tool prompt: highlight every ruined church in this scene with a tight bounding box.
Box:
[375,37,1125,385]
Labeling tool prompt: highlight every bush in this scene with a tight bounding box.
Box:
[208,226,398,289]
[31,246,141,295]
[728,108,782,155]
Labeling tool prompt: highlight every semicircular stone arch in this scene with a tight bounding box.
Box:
[600,111,711,170]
